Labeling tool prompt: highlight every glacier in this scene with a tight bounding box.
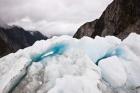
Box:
[0,33,140,93]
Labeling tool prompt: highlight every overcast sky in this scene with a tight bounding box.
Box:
[0,0,113,37]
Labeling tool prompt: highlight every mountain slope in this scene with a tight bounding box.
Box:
[74,0,140,39]
[0,25,47,57]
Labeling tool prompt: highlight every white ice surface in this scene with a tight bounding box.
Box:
[0,33,140,93]
[99,56,127,88]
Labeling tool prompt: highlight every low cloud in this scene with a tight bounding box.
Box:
[1,0,113,36]
[9,17,82,37]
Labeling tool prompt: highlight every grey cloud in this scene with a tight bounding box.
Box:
[0,0,113,36]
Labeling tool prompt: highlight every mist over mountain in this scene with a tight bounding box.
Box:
[0,0,113,37]
[0,18,10,28]
[0,24,47,57]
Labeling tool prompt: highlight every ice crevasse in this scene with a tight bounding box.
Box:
[0,33,140,93]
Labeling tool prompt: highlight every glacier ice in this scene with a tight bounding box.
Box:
[32,43,68,62]
[98,56,127,88]
[0,33,140,93]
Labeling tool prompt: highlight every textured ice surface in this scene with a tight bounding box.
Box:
[32,43,68,62]
[99,56,127,88]
[78,36,121,64]
[0,33,140,93]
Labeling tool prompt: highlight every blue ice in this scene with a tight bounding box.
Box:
[115,47,126,57]
[32,43,68,62]
[96,47,126,65]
